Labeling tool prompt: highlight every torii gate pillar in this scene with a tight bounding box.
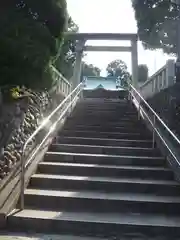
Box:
[72,40,86,89]
[131,39,138,87]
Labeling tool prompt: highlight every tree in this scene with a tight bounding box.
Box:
[132,0,179,54]
[54,17,78,80]
[138,64,149,83]
[106,59,130,79]
[0,0,68,90]
[81,62,101,79]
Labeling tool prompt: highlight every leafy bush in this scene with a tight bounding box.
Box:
[0,0,68,90]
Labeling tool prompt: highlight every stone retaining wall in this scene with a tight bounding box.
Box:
[0,89,64,181]
[147,83,180,138]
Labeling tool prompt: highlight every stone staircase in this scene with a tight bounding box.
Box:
[7,98,180,238]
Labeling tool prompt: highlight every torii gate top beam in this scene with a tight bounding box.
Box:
[65,32,138,41]
[70,32,138,89]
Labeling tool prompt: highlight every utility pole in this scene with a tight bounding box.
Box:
[171,0,180,82]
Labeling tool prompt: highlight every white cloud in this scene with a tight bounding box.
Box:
[67,0,175,76]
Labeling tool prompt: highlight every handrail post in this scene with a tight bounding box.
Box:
[20,152,25,210]
[80,80,85,99]
[152,115,156,148]
[128,88,131,102]
[69,85,73,113]
[128,86,133,105]
[80,87,84,99]
[138,98,141,120]
[70,94,73,113]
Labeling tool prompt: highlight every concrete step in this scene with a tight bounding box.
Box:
[22,189,180,215]
[67,116,139,123]
[70,112,138,117]
[71,111,138,117]
[8,209,180,237]
[65,121,145,129]
[65,121,146,129]
[37,162,173,180]
[75,103,133,109]
[75,102,132,106]
[55,136,153,148]
[73,105,136,110]
[60,130,151,140]
[73,111,137,117]
[71,109,136,113]
[44,152,165,167]
[63,125,148,134]
[30,174,180,196]
[76,100,129,106]
[74,107,134,112]
[74,107,136,112]
[64,123,147,131]
[66,121,142,128]
[49,144,160,157]
[72,110,138,116]
[0,233,110,240]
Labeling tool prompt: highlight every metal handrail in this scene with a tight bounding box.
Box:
[129,84,180,145]
[131,91,179,163]
[129,84,180,169]
[20,82,83,210]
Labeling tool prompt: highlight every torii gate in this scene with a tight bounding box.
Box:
[65,33,138,89]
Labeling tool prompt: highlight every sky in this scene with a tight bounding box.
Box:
[67,0,175,76]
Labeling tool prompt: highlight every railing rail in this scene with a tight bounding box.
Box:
[129,83,180,166]
[139,60,175,99]
[50,65,72,97]
[140,65,166,89]
[20,82,84,210]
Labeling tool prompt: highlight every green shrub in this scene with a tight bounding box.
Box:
[0,0,68,90]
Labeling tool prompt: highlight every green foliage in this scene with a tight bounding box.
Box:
[54,17,78,80]
[138,64,149,82]
[0,0,68,90]
[81,62,101,79]
[106,59,131,88]
[132,0,179,54]
[106,59,130,83]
